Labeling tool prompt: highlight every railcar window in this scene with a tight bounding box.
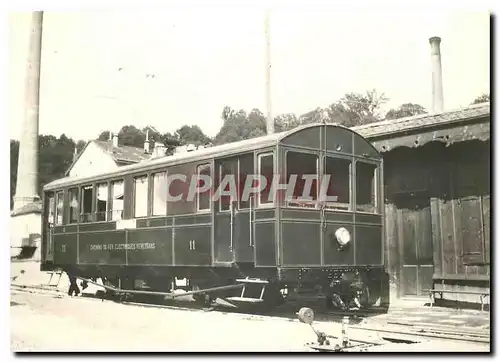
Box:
[96,183,108,221]
[219,161,236,211]
[68,188,79,223]
[152,172,167,216]
[55,191,64,225]
[80,186,93,222]
[286,151,318,208]
[356,162,377,213]
[134,176,148,218]
[258,153,274,206]
[324,157,351,211]
[48,194,55,225]
[111,180,124,221]
[197,164,211,212]
[238,154,253,209]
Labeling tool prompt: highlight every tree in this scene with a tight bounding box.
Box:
[213,107,267,145]
[97,130,111,141]
[325,89,389,127]
[385,103,427,120]
[471,93,490,104]
[274,113,300,132]
[118,125,144,148]
[176,125,212,146]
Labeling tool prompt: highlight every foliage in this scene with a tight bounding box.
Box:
[471,93,490,105]
[385,103,427,120]
[325,89,389,127]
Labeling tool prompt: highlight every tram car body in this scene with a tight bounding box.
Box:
[41,123,386,308]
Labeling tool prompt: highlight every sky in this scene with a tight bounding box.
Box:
[8,4,491,142]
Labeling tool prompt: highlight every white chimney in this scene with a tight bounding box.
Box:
[112,133,119,147]
[152,142,166,158]
[429,36,444,113]
[72,146,78,162]
[144,130,150,154]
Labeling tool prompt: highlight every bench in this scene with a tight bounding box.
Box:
[425,289,490,312]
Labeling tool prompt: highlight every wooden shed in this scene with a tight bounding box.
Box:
[353,102,491,302]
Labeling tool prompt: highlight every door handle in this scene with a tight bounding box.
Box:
[192,240,196,251]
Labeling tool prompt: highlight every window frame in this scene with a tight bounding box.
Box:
[133,175,149,219]
[80,184,94,223]
[321,154,353,212]
[54,190,64,226]
[95,181,110,222]
[257,152,275,208]
[67,187,79,225]
[284,149,320,210]
[151,171,168,217]
[110,178,125,221]
[196,163,212,213]
[354,159,380,215]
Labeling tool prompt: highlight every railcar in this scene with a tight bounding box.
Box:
[41,123,387,309]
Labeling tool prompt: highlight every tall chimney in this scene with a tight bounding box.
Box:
[144,130,150,153]
[13,12,43,210]
[429,36,444,113]
[112,133,119,147]
[264,10,274,134]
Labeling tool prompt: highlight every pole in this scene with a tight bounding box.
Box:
[264,10,274,134]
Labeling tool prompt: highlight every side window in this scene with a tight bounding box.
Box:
[152,172,167,216]
[96,183,108,221]
[111,180,124,221]
[219,161,237,211]
[80,185,93,222]
[238,154,253,209]
[258,153,274,207]
[356,161,377,213]
[47,194,55,225]
[324,157,351,211]
[68,188,79,224]
[134,176,149,218]
[55,191,64,225]
[197,164,211,212]
[286,151,318,208]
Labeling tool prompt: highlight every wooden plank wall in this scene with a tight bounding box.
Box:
[382,140,490,301]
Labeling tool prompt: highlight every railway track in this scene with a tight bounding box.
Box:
[11,282,490,348]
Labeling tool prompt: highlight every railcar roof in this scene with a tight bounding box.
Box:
[45,123,353,190]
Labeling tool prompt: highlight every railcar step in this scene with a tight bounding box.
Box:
[236,278,269,284]
[226,297,264,303]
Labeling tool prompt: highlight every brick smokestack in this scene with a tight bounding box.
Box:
[13,12,43,209]
[429,36,444,113]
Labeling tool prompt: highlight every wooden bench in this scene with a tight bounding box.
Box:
[425,289,490,312]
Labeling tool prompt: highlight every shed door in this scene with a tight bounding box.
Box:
[396,193,433,297]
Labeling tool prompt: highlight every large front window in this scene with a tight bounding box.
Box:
[324,157,351,211]
[286,151,318,208]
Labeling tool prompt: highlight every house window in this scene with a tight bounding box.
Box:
[55,191,64,225]
[356,161,377,213]
[258,153,274,207]
[68,188,79,223]
[81,186,93,222]
[152,172,167,216]
[96,183,108,221]
[286,151,318,208]
[324,157,351,211]
[134,176,149,218]
[197,164,211,212]
[111,180,124,221]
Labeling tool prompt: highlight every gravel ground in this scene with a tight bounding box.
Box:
[10,289,490,353]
